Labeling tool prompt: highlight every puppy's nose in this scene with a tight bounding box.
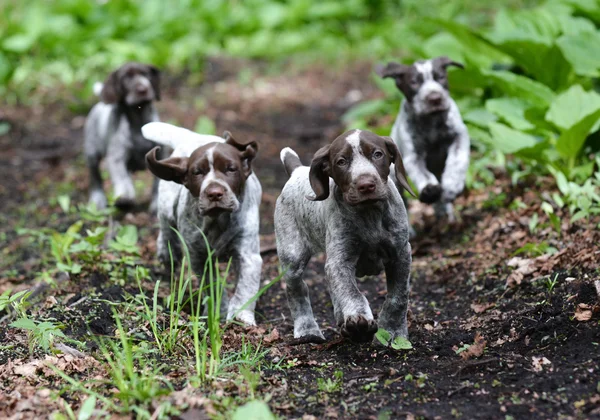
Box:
[427,92,443,105]
[136,85,149,94]
[357,177,377,194]
[206,184,225,202]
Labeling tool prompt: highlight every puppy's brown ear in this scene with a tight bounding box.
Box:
[375,62,410,79]
[146,147,188,184]
[147,65,161,100]
[384,137,416,197]
[100,69,122,104]
[433,56,464,70]
[307,145,331,201]
[224,131,258,178]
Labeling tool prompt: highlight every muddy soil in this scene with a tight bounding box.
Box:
[1,58,599,419]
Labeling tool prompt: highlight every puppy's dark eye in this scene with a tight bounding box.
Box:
[372,150,384,160]
[193,168,206,176]
[336,158,348,167]
[226,165,238,173]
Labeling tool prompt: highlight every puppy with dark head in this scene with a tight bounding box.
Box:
[84,62,162,211]
[377,56,470,232]
[275,129,414,345]
[143,122,263,326]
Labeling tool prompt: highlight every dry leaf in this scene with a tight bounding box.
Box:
[574,303,593,322]
[531,356,551,372]
[470,302,495,314]
[263,328,280,344]
[460,332,486,360]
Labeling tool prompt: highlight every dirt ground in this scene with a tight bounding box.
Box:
[1,58,599,419]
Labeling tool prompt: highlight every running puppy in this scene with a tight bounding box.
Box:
[84,62,162,210]
[142,122,262,326]
[377,56,470,229]
[274,129,414,344]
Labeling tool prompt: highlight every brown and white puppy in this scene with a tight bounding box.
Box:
[84,62,162,210]
[377,57,470,231]
[275,129,414,344]
[142,122,262,326]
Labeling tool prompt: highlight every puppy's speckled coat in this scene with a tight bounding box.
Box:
[274,129,413,344]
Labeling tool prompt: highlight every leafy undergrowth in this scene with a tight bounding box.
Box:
[1,61,600,419]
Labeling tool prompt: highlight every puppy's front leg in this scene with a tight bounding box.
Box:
[440,130,469,206]
[87,154,107,209]
[325,248,377,343]
[228,249,262,326]
[106,145,136,208]
[378,241,411,342]
[394,124,440,203]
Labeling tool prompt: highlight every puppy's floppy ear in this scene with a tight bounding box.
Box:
[223,131,257,178]
[146,147,188,184]
[147,64,161,100]
[307,145,331,201]
[433,56,464,70]
[384,137,416,197]
[375,61,410,79]
[100,69,122,104]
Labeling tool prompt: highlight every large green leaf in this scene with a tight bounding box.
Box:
[428,18,511,69]
[485,7,574,90]
[488,122,539,154]
[232,401,275,420]
[556,31,600,77]
[545,85,600,131]
[483,70,555,108]
[485,98,534,131]
[556,108,600,158]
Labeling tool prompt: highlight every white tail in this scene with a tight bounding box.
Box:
[142,122,224,157]
[93,82,104,97]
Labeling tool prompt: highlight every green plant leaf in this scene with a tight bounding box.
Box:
[483,70,555,108]
[463,109,497,128]
[556,31,600,77]
[77,395,96,420]
[232,400,275,420]
[391,336,413,350]
[556,108,600,158]
[10,318,37,330]
[485,98,534,130]
[546,85,600,131]
[375,328,391,346]
[488,122,538,154]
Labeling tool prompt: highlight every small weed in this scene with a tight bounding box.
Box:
[317,370,343,393]
[512,241,558,258]
[10,317,68,354]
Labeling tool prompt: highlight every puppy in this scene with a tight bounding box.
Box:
[377,56,470,229]
[142,122,262,326]
[84,62,163,210]
[274,129,414,344]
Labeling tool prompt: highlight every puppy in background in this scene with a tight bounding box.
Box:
[84,62,163,211]
[142,122,262,326]
[377,56,470,233]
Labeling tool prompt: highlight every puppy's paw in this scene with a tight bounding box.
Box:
[340,315,378,343]
[115,196,135,210]
[294,318,325,343]
[233,309,256,326]
[419,184,442,204]
[89,191,107,210]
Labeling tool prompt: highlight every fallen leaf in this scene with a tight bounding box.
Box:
[470,302,495,314]
[263,328,280,344]
[459,332,486,360]
[574,303,593,321]
[531,356,551,372]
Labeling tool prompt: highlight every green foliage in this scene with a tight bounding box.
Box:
[232,400,275,420]
[317,370,344,393]
[375,328,413,350]
[10,317,67,354]
[344,0,600,223]
[0,289,31,318]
